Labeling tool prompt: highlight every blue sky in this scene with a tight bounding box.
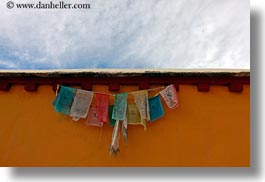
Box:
[0,0,249,69]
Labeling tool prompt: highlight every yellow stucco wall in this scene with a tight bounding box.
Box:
[0,84,250,166]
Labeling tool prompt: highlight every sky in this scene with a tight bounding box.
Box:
[0,0,249,69]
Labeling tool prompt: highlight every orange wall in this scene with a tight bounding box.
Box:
[0,84,250,167]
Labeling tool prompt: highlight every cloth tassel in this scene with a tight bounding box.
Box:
[122,118,128,144]
[109,120,120,156]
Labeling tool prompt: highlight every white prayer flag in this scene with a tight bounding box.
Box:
[159,84,179,109]
[70,89,93,121]
[131,90,150,121]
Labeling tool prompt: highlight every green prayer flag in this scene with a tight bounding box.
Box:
[52,86,76,115]
[112,93,128,120]
[108,105,116,127]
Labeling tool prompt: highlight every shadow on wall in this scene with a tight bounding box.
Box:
[9,11,259,180]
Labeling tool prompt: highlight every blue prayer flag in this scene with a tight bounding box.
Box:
[52,86,76,115]
[148,95,164,122]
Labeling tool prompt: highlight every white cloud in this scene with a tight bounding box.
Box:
[0,60,18,69]
[0,0,249,69]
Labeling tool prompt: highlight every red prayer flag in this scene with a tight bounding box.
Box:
[95,93,110,123]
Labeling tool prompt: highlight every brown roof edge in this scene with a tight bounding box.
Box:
[0,69,250,93]
[0,69,250,77]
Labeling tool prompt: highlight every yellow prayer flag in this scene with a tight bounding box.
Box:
[127,103,146,130]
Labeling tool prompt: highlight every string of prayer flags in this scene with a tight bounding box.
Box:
[52,84,180,156]
[109,120,120,156]
[159,84,179,109]
[52,86,76,115]
[95,93,110,123]
[131,90,150,121]
[148,95,165,122]
[127,103,146,130]
[86,106,103,127]
[112,93,129,120]
[70,89,93,121]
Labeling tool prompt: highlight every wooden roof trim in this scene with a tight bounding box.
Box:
[0,69,250,92]
[0,69,250,77]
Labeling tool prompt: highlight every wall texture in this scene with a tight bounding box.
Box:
[0,79,250,166]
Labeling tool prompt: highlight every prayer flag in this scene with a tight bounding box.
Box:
[52,86,76,115]
[149,95,164,122]
[112,93,128,120]
[86,106,103,127]
[159,84,179,109]
[127,103,146,130]
[108,105,116,127]
[131,90,150,121]
[96,93,109,123]
[70,89,93,121]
